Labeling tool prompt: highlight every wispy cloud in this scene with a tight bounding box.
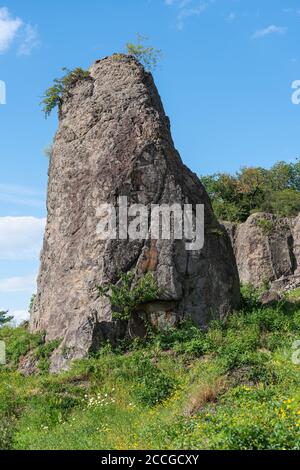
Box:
[0,216,46,260]
[0,274,36,293]
[0,6,39,55]
[0,7,22,53]
[0,183,45,208]
[253,25,287,39]
[164,0,213,30]
[18,24,40,56]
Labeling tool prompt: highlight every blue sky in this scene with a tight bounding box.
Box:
[0,0,300,322]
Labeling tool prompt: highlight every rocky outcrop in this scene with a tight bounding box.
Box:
[260,274,300,305]
[223,212,299,288]
[31,55,240,372]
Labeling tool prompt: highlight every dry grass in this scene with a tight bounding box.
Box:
[184,376,227,416]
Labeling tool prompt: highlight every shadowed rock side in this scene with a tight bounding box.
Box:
[31,55,240,372]
[223,212,300,288]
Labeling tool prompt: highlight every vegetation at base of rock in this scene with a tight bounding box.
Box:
[201,160,300,222]
[0,326,60,373]
[41,67,90,118]
[1,287,300,450]
[97,272,160,321]
[126,34,162,72]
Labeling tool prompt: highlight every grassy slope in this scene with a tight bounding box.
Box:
[1,286,300,450]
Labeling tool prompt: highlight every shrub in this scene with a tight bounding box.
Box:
[41,67,90,118]
[97,271,160,322]
[126,34,162,72]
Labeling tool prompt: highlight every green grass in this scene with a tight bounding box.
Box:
[1,287,300,450]
[288,287,300,302]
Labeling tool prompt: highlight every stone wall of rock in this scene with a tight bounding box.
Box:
[223,212,299,288]
[31,55,240,371]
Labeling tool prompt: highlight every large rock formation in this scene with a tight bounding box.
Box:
[224,212,299,288]
[31,55,240,371]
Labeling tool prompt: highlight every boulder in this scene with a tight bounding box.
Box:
[30,55,240,372]
[224,212,297,288]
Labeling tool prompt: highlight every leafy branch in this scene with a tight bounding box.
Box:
[41,67,90,118]
[126,34,162,72]
[97,272,160,321]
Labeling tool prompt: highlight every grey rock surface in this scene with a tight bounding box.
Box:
[31,55,240,372]
[224,212,298,288]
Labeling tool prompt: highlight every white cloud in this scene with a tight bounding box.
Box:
[0,216,46,260]
[0,274,37,293]
[11,310,30,325]
[164,0,213,30]
[253,25,287,39]
[0,7,39,55]
[177,3,208,29]
[0,6,22,53]
[18,24,40,56]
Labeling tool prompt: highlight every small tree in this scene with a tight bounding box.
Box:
[126,34,162,72]
[97,272,160,321]
[0,311,13,327]
[41,67,90,118]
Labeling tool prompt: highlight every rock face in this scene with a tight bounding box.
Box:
[31,55,240,372]
[224,212,299,288]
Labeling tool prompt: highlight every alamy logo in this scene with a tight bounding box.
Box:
[0,80,6,105]
[291,80,300,105]
[96,197,205,251]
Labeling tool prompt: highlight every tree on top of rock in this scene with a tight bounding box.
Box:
[126,34,162,72]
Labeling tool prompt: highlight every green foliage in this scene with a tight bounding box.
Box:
[262,189,300,217]
[34,339,62,373]
[41,67,90,118]
[125,353,175,406]
[0,417,14,450]
[0,310,13,327]
[0,324,61,373]
[202,160,300,222]
[2,287,300,450]
[0,326,44,367]
[126,34,162,72]
[255,217,273,236]
[97,272,160,321]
